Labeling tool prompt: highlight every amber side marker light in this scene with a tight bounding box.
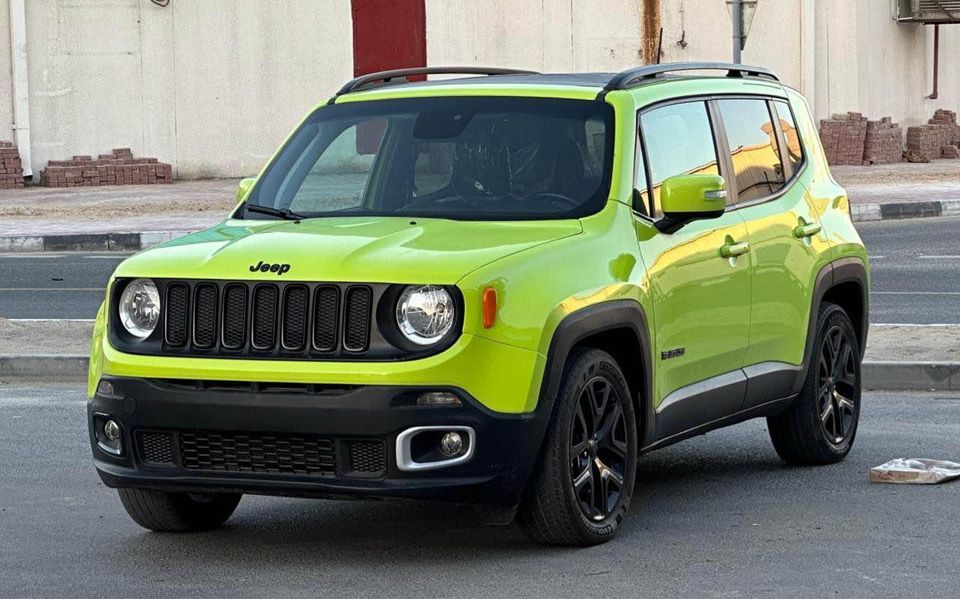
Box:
[482,288,497,329]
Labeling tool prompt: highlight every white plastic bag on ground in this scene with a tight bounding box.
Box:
[869,458,960,484]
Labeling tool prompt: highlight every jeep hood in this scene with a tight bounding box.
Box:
[114,216,582,284]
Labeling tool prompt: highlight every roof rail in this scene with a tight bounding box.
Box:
[597,62,779,100]
[329,66,540,103]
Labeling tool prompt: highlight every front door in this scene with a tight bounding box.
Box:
[635,100,752,438]
[713,97,828,407]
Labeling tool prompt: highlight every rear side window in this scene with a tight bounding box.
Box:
[639,101,719,217]
[772,100,804,173]
[716,99,785,203]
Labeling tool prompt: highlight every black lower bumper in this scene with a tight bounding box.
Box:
[88,377,552,506]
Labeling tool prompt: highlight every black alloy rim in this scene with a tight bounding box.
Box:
[569,376,629,521]
[817,325,858,445]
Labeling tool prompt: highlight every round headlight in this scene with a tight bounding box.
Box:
[396,285,455,345]
[118,278,161,339]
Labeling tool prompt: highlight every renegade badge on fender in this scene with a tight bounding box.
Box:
[88,63,869,546]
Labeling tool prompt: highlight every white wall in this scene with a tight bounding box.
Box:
[12,0,353,178]
[2,0,958,178]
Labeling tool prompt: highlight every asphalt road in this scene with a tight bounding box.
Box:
[1,384,957,597]
[0,216,957,323]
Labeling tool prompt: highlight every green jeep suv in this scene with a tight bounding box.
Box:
[87,63,868,546]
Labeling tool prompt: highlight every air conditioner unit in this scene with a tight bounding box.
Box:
[896,0,960,23]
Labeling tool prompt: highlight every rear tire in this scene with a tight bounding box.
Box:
[767,302,862,465]
[118,489,241,532]
[517,348,638,546]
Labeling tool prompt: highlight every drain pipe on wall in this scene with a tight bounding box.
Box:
[8,0,32,178]
[927,24,940,100]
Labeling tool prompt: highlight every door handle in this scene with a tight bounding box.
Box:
[793,222,821,238]
[720,241,750,258]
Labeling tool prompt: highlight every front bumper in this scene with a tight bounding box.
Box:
[88,377,552,505]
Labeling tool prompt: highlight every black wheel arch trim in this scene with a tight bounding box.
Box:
[796,257,869,395]
[535,299,654,446]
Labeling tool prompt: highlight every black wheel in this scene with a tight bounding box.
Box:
[518,348,638,546]
[118,489,242,532]
[767,302,861,465]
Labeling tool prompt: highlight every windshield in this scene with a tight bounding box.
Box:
[242,97,614,221]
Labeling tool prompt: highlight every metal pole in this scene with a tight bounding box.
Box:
[732,0,743,64]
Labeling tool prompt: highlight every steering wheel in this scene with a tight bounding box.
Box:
[526,192,579,210]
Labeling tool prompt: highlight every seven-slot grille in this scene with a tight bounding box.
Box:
[160,281,372,357]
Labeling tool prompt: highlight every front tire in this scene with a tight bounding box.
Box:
[118,489,242,532]
[518,348,638,546]
[767,302,862,465]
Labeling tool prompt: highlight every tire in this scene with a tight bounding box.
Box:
[767,302,862,465]
[118,488,242,532]
[518,348,638,546]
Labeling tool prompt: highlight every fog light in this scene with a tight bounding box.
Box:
[417,392,461,407]
[440,431,463,456]
[103,420,120,442]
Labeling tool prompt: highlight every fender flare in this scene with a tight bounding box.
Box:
[535,299,655,443]
[794,257,869,394]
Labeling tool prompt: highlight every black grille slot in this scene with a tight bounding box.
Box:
[252,286,279,350]
[179,431,336,477]
[193,284,219,348]
[144,279,400,359]
[138,431,175,466]
[347,440,386,476]
[312,286,339,352]
[165,284,189,347]
[343,286,372,351]
[221,285,247,350]
[281,286,309,351]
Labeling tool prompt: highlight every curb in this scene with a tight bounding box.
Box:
[0,354,89,380]
[1,355,957,391]
[851,198,960,222]
[0,200,957,253]
[862,361,960,391]
[0,230,190,253]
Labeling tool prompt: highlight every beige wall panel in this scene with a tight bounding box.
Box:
[170,0,353,178]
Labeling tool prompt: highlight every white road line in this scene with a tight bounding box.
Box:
[872,323,960,327]
[0,287,101,291]
[872,291,960,295]
[917,255,960,260]
[5,318,95,322]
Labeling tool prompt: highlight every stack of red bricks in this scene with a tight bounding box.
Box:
[40,148,173,187]
[862,117,903,165]
[905,109,960,161]
[0,141,25,189]
[818,112,869,165]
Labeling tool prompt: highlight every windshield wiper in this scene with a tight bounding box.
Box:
[243,202,306,221]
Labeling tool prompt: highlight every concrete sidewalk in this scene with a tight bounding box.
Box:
[1,162,960,252]
[1,319,957,390]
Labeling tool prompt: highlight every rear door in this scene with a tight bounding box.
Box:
[635,100,752,439]
[714,96,828,406]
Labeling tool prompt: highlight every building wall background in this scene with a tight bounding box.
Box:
[1,0,958,178]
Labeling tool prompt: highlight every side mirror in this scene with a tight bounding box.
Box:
[655,174,727,234]
[236,177,256,203]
